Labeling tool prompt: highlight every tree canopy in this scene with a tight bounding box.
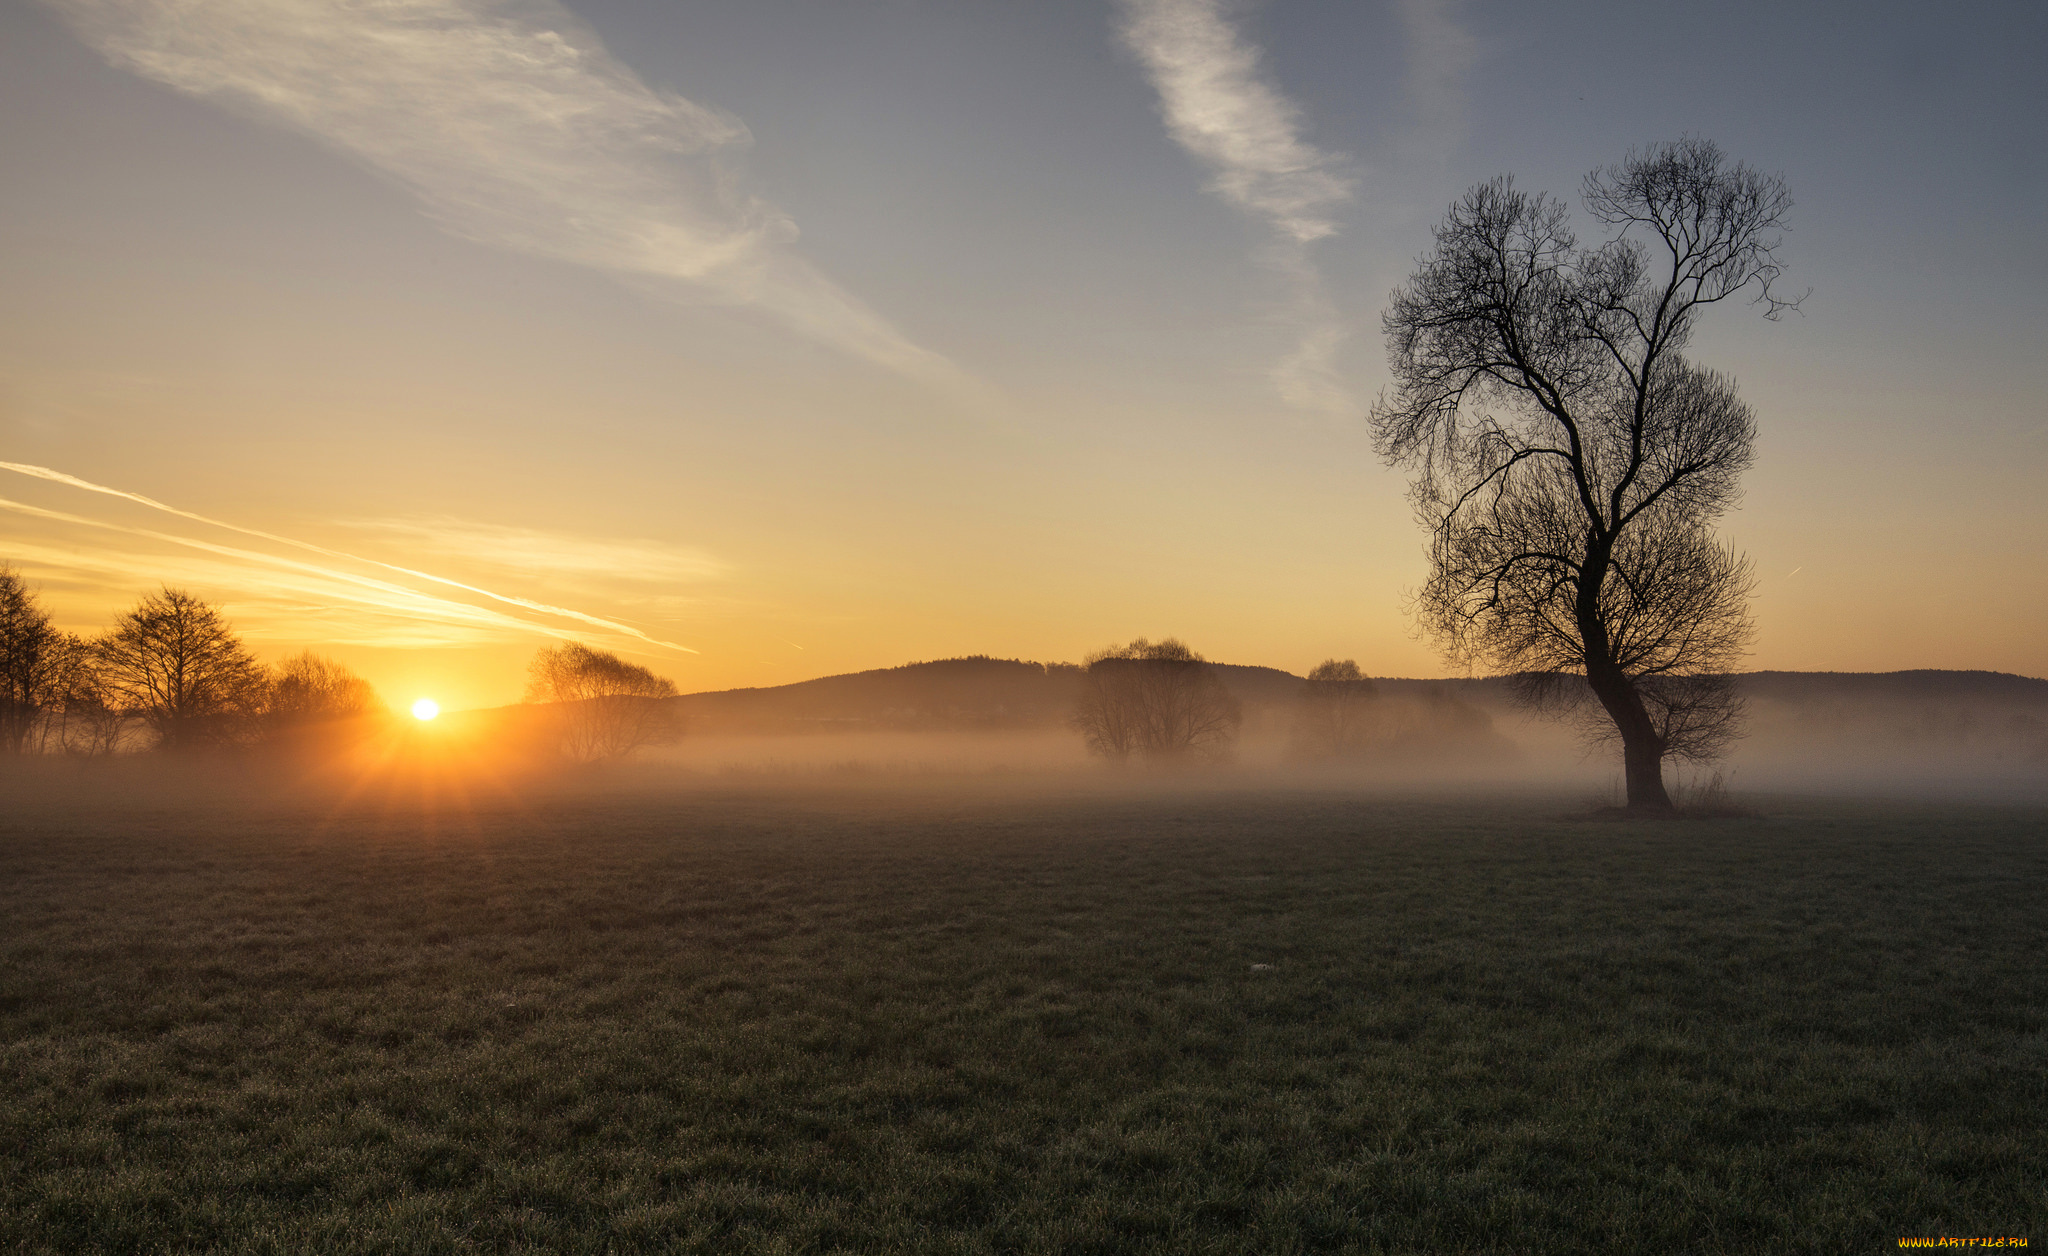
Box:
[96,587,267,751]
[525,642,679,762]
[1071,637,1241,764]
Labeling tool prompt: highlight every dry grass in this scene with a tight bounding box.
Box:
[1,773,2043,1253]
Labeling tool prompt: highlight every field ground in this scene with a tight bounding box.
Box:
[1,775,2043,1253]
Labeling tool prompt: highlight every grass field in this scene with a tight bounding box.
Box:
[2,775,2043,1253]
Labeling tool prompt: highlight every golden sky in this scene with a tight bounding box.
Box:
[3,0,2043,710]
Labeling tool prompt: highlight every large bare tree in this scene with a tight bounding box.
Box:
[97,587,267,750]
[1370,139,1796,810]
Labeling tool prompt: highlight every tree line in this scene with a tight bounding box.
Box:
[0,571,378,755]
[0,568,681,761]
[0,568,1473,773]
[1068,640,1505,768]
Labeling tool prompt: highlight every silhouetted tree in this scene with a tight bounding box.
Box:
[1072,637,1241,764]
[1291,659,1378,759]
[263,652,382,742]
[45,634,126,756]
[1370,139,1793,811]
[0,565,68,754]
[96,588,267,750]
[524,642,679,762]
[266,652,379,721]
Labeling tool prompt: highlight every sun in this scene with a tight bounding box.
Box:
[410,698,440,721]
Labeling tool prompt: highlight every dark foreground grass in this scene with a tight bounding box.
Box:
[1,780,2043,1254]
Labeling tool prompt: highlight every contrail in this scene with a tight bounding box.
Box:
[0,495,594,644]
[0,461,697,653]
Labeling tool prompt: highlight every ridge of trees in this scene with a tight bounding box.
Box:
[1,568,380,755]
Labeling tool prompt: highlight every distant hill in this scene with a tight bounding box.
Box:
[667,660,2047,757]
[671,656,1334,734]
[659,655,1515,765]
[1737,670,2048,702]
[672,656,1082,734]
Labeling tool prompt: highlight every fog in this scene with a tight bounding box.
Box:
[8,668,2041,818]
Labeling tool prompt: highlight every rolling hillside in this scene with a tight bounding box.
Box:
[657,659,2048,774]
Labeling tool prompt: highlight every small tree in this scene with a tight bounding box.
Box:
[1291,659,1379,760]
[1370,139,1791,811]
[96,587,267,750]
[266,652,379,722]
[524,642,679,762]
[0,565,71,754]
[1072,638,1241,764]
[263,652,382,744]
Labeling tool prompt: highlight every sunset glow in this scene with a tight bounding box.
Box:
[411,699,440,722]
[0,0,2038,705]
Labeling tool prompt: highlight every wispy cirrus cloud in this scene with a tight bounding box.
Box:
[0,495,595,649]
[1,461,701,654]
[1391,0,1476,143]
[346,518,725,586]
[40,0,958,383]
[1117,0,1355,412]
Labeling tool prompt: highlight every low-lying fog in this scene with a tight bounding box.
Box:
[639,669,2048,804]
[635,708,2047,804]
[8,668,2043,810]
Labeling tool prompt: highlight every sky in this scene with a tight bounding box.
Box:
[2,0,2043,710]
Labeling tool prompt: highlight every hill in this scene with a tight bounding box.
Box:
[670,656,1366,734]
[670,660,2047,732]
[671,656,1082,734]
[659,661,2047,778]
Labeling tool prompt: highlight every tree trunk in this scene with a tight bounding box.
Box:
[1622,729,1673,812]
[1585,669,1674,812]
[1577,533,1674,813]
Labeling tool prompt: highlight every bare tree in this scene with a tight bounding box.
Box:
[1371,139,1794,810]
[96,587,267,750]
[524,642,679,762]
[1291,659,1379,760]
[263,652,382,743]
[44,634,127,757]
[0,565,68,754]
[266,652,380,721]
[1072,637,1241,764]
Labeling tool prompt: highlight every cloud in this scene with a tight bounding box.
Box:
[1,461,700,654]
[1117,0,1355,411]
[0,495,589,648]
[346,517,725,585]
[41,0,957,382]
[1117,0,1352,243]
[1391,0,1476,140]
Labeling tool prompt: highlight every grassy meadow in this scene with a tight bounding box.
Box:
[1,774,2043,1253]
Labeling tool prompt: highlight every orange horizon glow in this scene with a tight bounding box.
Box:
[411,698,440,721]
[3,0,2043,716]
